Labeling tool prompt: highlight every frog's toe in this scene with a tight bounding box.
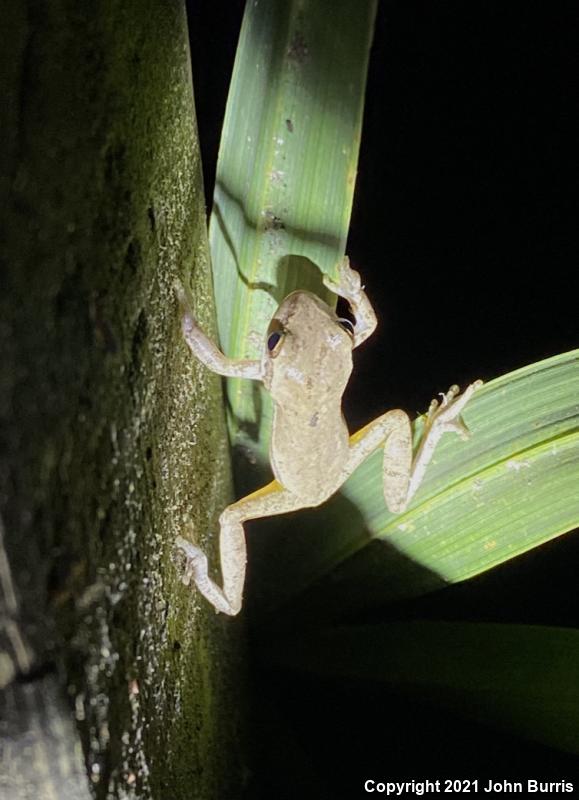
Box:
[338,257,362,289]
[175,536,207,586]
[426,380,482,436]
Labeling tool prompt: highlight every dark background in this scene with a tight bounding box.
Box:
[187,2,578,797]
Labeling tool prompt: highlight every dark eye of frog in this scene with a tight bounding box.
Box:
[266,320,285,357]
[337,318,355,337]
[268,332,282,350]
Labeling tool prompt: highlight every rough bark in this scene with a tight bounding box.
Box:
[0,2,246,797]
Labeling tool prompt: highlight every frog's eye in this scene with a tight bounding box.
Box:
[337,318,355,337]
[266,320,285,357]
[267,332,282,351]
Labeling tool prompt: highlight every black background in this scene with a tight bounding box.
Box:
[187,2,578,797]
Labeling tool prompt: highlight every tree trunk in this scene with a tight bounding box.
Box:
[0,2,246,797]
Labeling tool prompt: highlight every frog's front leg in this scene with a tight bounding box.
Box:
[323,257,377,347]
[175,480,308,615]
[174,280,263,380]
[341,381,482,514]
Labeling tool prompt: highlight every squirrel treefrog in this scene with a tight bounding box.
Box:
[174,258,481,615]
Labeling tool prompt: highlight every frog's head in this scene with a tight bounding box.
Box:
[262,291,354,404]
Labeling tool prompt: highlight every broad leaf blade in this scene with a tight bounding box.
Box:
[264,621,579,754]
[252,350,579,620]
[205,2,579,624]
[209,0,377,458]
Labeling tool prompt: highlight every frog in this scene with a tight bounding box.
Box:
[174,257,482,615]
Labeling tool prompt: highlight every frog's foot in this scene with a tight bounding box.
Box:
[424,380,483,441]
[173,278,196,316]
[405,380,482,505]
[322,256,364,304]
[323,257,377,346]
[174,534,242,616]
[175,536,207,588]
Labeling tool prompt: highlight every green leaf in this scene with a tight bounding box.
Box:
[251,350,579,620]
[263,621,579,754]
[205,2,578,624]
[208,0,377,458]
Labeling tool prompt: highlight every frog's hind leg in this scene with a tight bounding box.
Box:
[175,480,306,616]
[343,410,413,514]
[343,380,482,515]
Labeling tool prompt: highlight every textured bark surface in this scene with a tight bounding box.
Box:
[0,2,246,797]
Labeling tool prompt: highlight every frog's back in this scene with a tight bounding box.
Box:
[270,404,350,504]
[265,289,355,503]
